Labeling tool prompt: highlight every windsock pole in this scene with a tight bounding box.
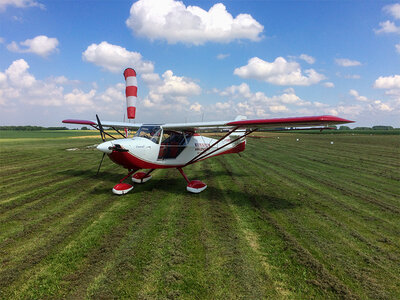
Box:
[123,68,137,119]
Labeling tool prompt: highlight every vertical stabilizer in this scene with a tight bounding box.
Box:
[123,68,137,119]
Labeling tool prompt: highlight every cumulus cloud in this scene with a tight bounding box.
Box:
[0,0,44,11]
[374,75,400,89]
[215,83,314,118]
[82,41,154,74]
[217,53,230,60]
[299,54,315,64]
[374,20,400,34]
[234,57,325,86]
[126,0,264,45]
[396,44,400,53]
[140,70,202,114]
[0,59,128,116]
[335,58,362,67]
[383,3,400,19]
[7,35,59,57]
[324,82,335,88]
[349,89,368,102]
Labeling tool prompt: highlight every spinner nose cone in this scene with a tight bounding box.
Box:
[97,141,113,154]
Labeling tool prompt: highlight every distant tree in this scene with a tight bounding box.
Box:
[339,126,351,130]
[372,126,393,130]
[81,126,89,130]
[354,127,371,130]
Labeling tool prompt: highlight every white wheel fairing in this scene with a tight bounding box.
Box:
[132,175,152,183]
[112,186,133,195]
[187,185,207,193]
[112,183,134,195]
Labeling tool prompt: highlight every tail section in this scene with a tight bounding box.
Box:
[123,68,137,119]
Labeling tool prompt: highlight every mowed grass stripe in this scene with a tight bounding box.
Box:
[259,138,400,197]
[84,170,190,299]
[0,151,96,185]
[0,182,118,294]
[266,151,400,213]
[247,140,400,218]
[264,153,400,223]
[263,135,400,175]
[245,142,400,252]
[254,136,400,180]
[215,155,357,299]
[0,172,112,246]
[5,192,144,299]
[238,140,399,298]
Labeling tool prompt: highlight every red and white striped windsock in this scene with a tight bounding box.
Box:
[123,68,137,119]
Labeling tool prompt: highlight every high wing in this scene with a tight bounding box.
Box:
[63,115,353,132]
[63,119,142,129]
[162,115,354,131]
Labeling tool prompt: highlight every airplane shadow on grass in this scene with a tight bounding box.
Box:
[59,168,299,211]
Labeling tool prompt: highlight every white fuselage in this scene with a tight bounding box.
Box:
[97,127,246,170]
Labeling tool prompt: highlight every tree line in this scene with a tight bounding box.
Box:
[0,126,69,131]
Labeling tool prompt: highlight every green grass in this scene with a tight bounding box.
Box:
[0,131,399,299]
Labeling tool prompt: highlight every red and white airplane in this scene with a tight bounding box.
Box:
[63,68,353,195]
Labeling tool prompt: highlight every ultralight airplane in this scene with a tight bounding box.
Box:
[63,68,354,195]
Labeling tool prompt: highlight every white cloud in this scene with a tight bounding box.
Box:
[82,41,154,74]
[5,59,36,87]
[324,82,335,88]
[190,102,202,112]
[157,70,201,97]
[215,83,313,118]
[383,3,400,19]
[0,0,44,11]
[374,20,400,34]
[299,54,315,64]
[126,0,264,45]
[99,83,125,103]
[140,70,201,114]
[335,58,362,67]
[217,53,230,60]
[234,57,325,86]
[349,89,368,102]
[63,89,96,112]
[396,43,400,53]
[0,37,4,44]
[374,75,400,89]
[0,59,125,115]
[7,35,59,57]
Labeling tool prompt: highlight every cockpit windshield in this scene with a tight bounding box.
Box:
[134,125,162,144]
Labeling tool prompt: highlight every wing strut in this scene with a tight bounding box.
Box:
[185,127,257,166]
[185,126,239,165]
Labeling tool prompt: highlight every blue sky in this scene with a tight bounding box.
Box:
[0,0,399,127]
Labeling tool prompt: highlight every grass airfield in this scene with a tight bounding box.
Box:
[0,131,399,299]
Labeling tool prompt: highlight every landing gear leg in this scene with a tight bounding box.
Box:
[132,169,154,184]
[177,167,207,193]
[112,169,136,195]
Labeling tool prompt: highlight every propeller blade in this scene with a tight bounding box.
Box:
[96,153,106,175]
[96,114,105,142]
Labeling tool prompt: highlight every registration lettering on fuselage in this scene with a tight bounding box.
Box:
[195,143,210,151]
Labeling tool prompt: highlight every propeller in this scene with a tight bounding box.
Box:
[96,114,106,175]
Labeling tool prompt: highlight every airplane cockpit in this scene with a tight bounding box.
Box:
[134,125,193,160]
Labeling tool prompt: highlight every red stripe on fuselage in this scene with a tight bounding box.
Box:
[108,141,246,170]
[108,151,183,169]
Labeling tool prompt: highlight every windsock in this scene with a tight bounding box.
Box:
[123,68,137,119]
